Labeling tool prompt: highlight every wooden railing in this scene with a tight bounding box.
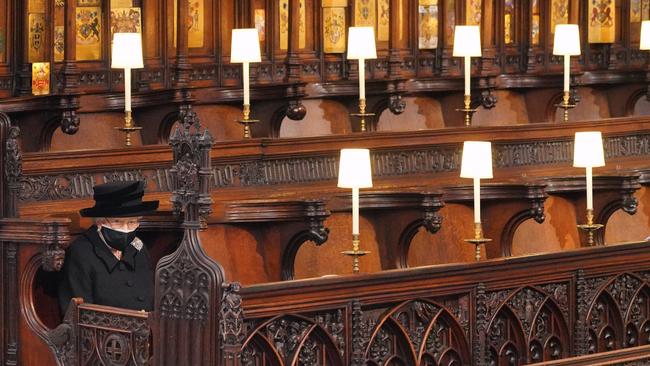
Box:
[42,241,650,365]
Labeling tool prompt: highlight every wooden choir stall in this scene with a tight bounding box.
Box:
[1,0,650,365]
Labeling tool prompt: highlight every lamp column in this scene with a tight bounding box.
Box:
[347,27,377,132]
[338,149,373,273]
[111,33,144,146]
[231,28,262,139]
[460,141,493,260]
[574,131,605,246]
[453,26,481,126]
[553,24,581,122]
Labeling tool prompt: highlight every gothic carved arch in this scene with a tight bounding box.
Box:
[39,115,64,152]
[396,217,442,269]
[241,313,345,366]
[281,225,330,280]
[20,253,77,365]
[500,208,546,257]
[157,111,180,144]
[20,254,50,341]
[624,87,648,117]
[487,306,527,365]
[586,273,650,352]
[364,299,470,366]
[546,92,565,123]
[486,286,570,364]
[594,190,639,245]
[269,104,289,138]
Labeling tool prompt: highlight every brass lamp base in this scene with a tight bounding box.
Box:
[577,209,603,246]
[455,95,477,126]
[341,234,370,273]
[237,104,258,139]
[350,98,375,132]
[115,111,142,147]
[464,222,492,261]
[554,91,576,123]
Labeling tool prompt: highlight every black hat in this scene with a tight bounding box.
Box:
[80,181,159,217]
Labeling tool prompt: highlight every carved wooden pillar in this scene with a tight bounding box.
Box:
[0,113,20,366]
[574,269,589,356]
[473,283,488,365]
[387,0,401,78]
[14,0,30,95]
[154,105,224,366]
[286,0,302,82]
[173,0,191,87]
[58,0,81,134]
[350,300,365,366]
[220,283,244,366]
[61,0,78,94]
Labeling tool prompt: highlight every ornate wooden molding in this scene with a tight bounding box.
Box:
[13,133,650,203]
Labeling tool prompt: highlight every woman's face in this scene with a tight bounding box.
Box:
[103,217,141,232]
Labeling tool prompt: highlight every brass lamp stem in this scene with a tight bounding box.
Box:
[238,104,259,139]
[464,222,492,261]
[556,90,576,123]
[577,208,604,246]
[115,110,142,147]
[350,98,375,132]
[456,94,477,126]
[342,234,370,273]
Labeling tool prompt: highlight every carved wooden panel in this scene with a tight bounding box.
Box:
[77,306,151,365]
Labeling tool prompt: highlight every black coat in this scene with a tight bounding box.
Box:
[58,226,154,313]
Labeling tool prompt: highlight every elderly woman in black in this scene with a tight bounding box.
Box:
[58,180,158,312]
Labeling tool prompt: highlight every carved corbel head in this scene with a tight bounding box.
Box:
[305,200,330,245]
[621,192,639,215]
[388,94,406,115]
[42,245,66,272]
[60,110,80,135]
[480,89,498,109]
[286,100,307,121]
[422,194,444,234]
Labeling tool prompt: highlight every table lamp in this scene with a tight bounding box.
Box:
[231,28,262,139]
[338,148,373,273]
[574,131,605,245]
[460,141,493,260]
[453,25,481,126]
[111,32,144,146]
[347,27,377,132]
[553,24,581,122]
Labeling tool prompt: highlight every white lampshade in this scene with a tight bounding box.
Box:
[347,27,377,60]
[111,33,144,69]
[573,131,605,168]
[553,24,581,56]
[338,149,373,188]
[460,141,493,179]
[452,26,482,57]
[641,21,650,50]
[231,28,262,63]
